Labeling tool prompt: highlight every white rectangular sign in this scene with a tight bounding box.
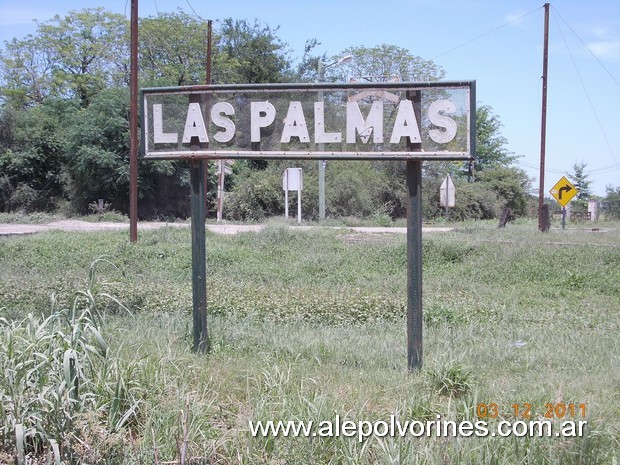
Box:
[142,81,475,161]
[283,168,303,191]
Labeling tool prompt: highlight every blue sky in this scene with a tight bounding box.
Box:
[1,0,619,197]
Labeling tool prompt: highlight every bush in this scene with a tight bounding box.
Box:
[225,169,284,221]
[7,183,50,212]
[443,181,502,221]
[326,161,383,218]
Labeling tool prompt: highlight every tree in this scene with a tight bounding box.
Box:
[139,11,210,87]
[0,99,73,211]
[473,105,518,174]
[329,44,445,82]
[0,9,128,108]
[475,165,532,216]
[603,185,620,219]
[568,162,591,200]
[217,18,292,83]
[0,35,55,107]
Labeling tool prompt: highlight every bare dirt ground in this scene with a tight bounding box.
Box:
[0,220,453,236]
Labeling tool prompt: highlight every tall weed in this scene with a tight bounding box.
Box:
[0,290,143,462]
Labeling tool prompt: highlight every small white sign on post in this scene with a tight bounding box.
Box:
[440,175,455,217]
[283,168,303,223]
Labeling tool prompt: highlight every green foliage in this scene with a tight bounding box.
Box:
[327,161,384,218]
[218,18,293,83]
[476,165,533,216]
[440,180,502,220]
[426,362,472,397]
[0,300,143,462]
[0,8,128,107]
[224,168,285,221]
[139,11,210,87]
[0,225,619,462]
[473,105,518,173]
[0,8,547,222]
[64,88,131,212]
[333,44,445,82]
[568,161,592,200]
[603,185,620,219]
[0,99,73,211]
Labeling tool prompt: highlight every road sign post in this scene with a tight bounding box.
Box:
[283,168,303,223]
[439,175,456,219]
[141,81,475,367]
[550,176,578,230]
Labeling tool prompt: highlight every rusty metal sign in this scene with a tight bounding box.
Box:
[141,81,475,161]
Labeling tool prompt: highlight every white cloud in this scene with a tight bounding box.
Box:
[587,39,620,60]
[504,11,528,25]
[591,27,608,38]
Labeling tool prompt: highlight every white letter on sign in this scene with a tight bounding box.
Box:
[428,99,457,144]
[281,101,310,143]
[314,102,341,143]
[182,102,209,144]
[153,104,178,144]
[390,99,421,144]
[251,101,276,142]
[346,101,383,144]
[211,102,235,143]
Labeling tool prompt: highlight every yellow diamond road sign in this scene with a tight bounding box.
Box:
[550,176,578,207]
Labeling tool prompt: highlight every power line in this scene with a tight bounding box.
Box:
[430,6,543,62]
[552,10,620,170]
[551,5,620,88]
[185,0,206,21]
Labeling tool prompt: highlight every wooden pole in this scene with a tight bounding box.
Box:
[538,3,550,232]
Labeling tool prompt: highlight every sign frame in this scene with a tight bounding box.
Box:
[141,81,476,162]
[140,80,477,370]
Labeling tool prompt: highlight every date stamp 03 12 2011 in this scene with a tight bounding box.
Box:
[476,402,587,420]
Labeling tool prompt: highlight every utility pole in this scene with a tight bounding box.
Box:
[538,3,550,232]
[129,0,139,243]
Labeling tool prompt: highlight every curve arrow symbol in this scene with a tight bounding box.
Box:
[558,185,573,200]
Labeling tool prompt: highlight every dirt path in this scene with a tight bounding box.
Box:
[0,220,453,236]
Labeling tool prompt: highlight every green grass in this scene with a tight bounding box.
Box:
[0,222,618,463]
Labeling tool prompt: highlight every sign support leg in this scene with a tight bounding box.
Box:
[562,207,566,230]
[285,189,289,220]
[319,161,326,220]
[406,160,423,370]
[190,160,209,353]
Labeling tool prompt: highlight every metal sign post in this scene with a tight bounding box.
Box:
[188,93,209,353]
[283,168,303,223]
[406,90,423,370]
[141,81,475,367]
[190,159,209,353]
[407,160,423,369]
[550,176,578,230]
